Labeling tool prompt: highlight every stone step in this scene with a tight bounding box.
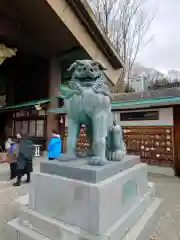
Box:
[7,218,51,240]
[6,184,156,240]
[19,207,91,240]
[18,183,155,240]
[122,197,162,240]
[106,184,155,240]
[14,194,29,206]
[7,193,158,240]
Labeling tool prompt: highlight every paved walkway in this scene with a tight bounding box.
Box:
[0,161,180,239]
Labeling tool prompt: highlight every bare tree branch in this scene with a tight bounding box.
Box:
[88,0,155,92]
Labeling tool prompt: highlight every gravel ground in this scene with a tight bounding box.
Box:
[0,161,180,240]
[0,158,41,240]
[140,174,180,240]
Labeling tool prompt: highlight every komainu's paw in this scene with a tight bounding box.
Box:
[88,157,107,166]
[108,150,126,161]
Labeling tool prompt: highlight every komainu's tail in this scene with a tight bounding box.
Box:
[106,121,126,161]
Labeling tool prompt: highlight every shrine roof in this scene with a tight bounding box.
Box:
[112,88,180,102]
[48,95,180,113]
[2,85,180,112]
[112,95,180,110]
[0,99,49,111]
[111,88,180,109]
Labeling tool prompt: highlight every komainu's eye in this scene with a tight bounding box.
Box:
[92,65,98,71]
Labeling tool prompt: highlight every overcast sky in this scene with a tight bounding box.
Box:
[136,0,180,72]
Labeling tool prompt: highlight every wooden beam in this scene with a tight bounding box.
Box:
[47,57,61,140]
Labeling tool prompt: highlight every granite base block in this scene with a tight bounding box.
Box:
[29,163,148,234]
[7,183,155,240]
[6,155,158,240]
[40,155,140,183]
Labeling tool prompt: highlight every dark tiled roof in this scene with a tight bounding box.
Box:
[112,88,180,102]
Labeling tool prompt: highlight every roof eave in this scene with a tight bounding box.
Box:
[112,99,180,110]
[66,0,124,69]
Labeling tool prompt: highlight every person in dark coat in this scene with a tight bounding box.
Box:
[5,136,15,180]
[4,136,18,180]
[8,133,22,180]
[7,141,19,180]
[13,134,34,186]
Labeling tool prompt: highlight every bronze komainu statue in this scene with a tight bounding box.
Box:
[58,60,126,165]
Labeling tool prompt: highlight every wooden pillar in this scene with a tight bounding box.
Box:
[5,72,15,138]
[47,57,61,140]
[173,105,180,176]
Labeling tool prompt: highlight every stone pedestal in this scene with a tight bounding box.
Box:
[6,156,156,240]
[40,155,140,183]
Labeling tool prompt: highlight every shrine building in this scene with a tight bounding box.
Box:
[111,88,180,176]
[0,0,123,152]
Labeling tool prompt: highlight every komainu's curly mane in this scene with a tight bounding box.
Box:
[67,60,111,97]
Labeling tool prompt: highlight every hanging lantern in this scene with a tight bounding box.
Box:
[60,116,63,123]
[0,44,17,65]
[35,104,42,111]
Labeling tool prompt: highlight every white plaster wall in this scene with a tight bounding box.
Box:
[113,107,173,126]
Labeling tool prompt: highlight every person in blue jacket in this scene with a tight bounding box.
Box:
[48,130,61,160]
